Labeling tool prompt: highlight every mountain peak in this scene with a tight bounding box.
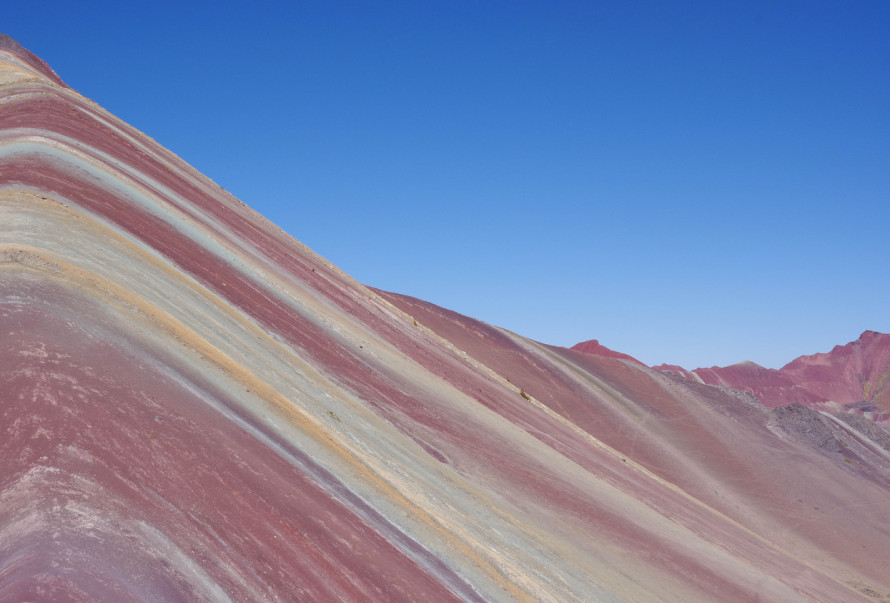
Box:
[570,338,644,365]
[0,33,67,87]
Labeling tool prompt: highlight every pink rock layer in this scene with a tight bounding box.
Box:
[3,36,890,602]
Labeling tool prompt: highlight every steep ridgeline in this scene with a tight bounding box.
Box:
[569,338,645,365]
[649,331,890,421]
[2,35,890,602]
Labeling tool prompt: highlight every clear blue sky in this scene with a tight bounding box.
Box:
[7,1,889,369]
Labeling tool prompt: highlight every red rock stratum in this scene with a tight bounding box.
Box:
[2,35,890,602]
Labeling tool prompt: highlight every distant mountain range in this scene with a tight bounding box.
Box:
[3,33,890,601]
[573,331,890,420]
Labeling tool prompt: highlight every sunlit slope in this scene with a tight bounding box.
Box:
[2,35,889,602]
[379,290,890,602]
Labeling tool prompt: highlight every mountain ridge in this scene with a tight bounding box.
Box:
[629,330,890,420]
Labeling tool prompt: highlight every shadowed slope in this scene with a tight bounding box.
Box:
[3,36,890,602]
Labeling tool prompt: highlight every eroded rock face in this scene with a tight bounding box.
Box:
[781,331,890,411]
[3,35,890,602]
[649,331,890,421]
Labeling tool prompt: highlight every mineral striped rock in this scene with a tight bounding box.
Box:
[2,35,889,602]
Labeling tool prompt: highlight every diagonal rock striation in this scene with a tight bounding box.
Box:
[2,35,890,602]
